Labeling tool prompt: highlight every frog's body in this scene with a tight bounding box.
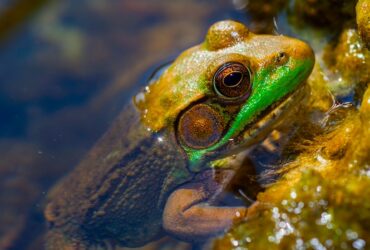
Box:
[45,20,314,249]
[45,103,191,248]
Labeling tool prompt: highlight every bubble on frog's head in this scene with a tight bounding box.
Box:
[205,20,250,51]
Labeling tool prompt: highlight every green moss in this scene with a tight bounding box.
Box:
[215,170,370,250]
[356,0,370,49]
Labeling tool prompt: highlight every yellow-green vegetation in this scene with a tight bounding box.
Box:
[291,0,356,29]
[242,0,288,33]
[213,83,370,249]
[323,28,370,95]
[356,0,370,49]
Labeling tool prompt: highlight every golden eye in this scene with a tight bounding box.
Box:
[213,62,252,99]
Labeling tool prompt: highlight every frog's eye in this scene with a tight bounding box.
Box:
[213,62,252,99]
[178,104,224,149]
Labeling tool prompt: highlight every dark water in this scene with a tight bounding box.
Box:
[0,0,357,249]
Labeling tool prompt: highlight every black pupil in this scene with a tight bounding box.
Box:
[223,72,243,87]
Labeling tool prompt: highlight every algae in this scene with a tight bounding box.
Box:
[214,85,370,250]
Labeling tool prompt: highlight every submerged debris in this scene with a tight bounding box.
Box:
[323,28,370,98]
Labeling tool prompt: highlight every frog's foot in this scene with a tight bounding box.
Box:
[163,182,256,242]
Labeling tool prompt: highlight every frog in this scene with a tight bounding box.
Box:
[44,20,314,249]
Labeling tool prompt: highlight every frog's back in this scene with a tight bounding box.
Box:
[44,102,190,248]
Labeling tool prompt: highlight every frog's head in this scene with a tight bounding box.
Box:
[135,20,314,171]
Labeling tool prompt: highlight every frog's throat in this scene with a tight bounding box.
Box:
[187,58,313,171]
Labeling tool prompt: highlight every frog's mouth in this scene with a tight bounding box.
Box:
[228,84,307,155]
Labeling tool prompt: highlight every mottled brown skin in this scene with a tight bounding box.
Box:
[45,103,193,248]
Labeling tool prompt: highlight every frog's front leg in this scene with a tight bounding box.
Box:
[163,170,256,242]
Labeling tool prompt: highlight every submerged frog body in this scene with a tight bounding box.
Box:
[44,20,314,249]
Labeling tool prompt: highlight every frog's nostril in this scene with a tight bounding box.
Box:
[275,52,288,65]
[278,52,286,59]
